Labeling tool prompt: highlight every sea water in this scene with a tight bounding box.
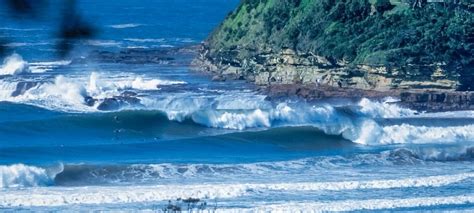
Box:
[0,0,472,212]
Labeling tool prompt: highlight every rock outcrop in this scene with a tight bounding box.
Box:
[191,0,473,111]
[193,45,463,91]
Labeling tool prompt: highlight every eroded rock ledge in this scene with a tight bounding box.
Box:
[192,45,473,112]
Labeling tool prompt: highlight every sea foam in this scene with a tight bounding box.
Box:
[0,54,71,75]
[0,173,471,207]
[249,195,474,212]
[0,54,30,76]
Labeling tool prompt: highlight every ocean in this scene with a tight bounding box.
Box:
[0,0,473,212]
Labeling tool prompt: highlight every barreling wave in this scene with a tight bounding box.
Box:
[144,97,474,145]
[0,164,63,188]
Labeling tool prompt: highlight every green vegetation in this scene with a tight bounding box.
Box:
[207,0,473,89]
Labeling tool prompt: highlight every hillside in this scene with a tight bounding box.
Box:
[195,0,473,91]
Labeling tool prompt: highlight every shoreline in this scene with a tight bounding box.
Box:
[189,45,474,112]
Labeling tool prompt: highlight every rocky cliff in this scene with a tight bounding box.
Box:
[193,0,473,92]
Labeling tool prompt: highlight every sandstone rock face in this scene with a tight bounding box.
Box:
[193,46,462,92]
[192,45,473,111]
[400,91,474,111]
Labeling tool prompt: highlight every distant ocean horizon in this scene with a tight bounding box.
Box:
[0,0,473,211]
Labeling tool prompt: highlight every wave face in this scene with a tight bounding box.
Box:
[1,1,474,210]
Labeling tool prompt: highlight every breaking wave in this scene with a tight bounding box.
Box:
[0,54,71,76]
[0,72,187,112]
[0,164,63,188]
[0,54,30,76]
[142,96,474,145]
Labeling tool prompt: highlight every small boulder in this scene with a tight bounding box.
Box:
[211,75,226,82]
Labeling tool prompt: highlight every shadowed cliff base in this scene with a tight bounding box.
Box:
[260,84,474,112]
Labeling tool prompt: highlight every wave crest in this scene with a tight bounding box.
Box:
[0,164,63,188]
[0,54,30,76]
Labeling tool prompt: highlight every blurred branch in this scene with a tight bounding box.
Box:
[2,0,96,57]
[57,0,95,56]
[5,0,47,17]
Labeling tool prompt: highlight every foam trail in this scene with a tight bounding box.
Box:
[0,54,69,75]
[0,54,30,76]
[29,60,71,73]
[113,76,186,90]
[253,173,474,191]
[249,195,474,212]
[0,173,471,206]
[108,23,142,29]
[125,38,165,43]
[86,40,121,47]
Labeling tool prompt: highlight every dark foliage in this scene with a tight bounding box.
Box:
[209,0,473,89]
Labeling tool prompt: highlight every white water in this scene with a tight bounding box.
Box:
[0,54,71,75]
[246,195,474,212]
[0,54,30,76]
[29,60,71,73]
[0,164,62,188]
[142,95,474,145]
[0,72,188,112]
[0,173,471,207]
